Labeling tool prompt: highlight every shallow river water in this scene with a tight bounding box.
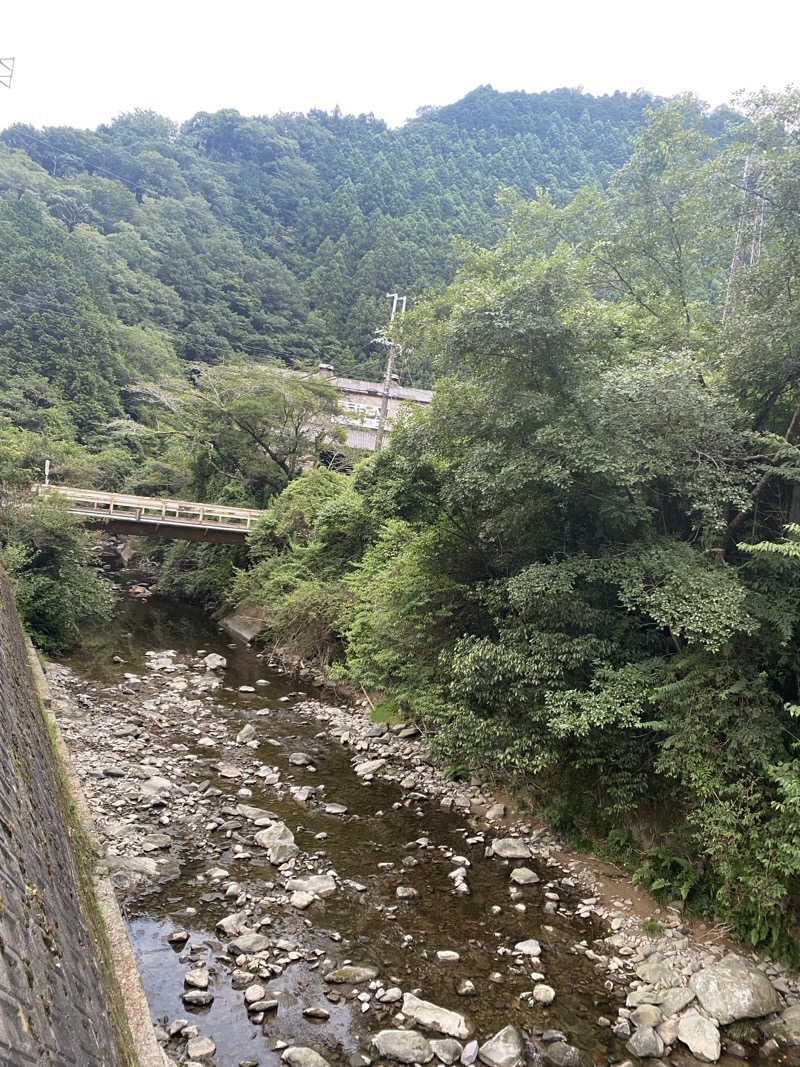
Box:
[56,584,740,1067]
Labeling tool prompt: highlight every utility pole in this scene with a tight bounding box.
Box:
[0,58,14,89]
[375,292,406,451]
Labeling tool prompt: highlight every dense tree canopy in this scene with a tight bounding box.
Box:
[7,84,800,956]
[228,90,800,956]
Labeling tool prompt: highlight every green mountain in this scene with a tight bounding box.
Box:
[0,86,667,407]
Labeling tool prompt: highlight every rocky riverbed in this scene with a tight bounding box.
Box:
[52,588,800,1067]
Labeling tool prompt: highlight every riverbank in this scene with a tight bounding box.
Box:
[50,585,800,1067]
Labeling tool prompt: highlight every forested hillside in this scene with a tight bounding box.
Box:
[7,84,800,957]
[0,87,665,411]
[0,86,680,489]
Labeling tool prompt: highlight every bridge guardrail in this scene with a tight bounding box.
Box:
[36,485,264,531]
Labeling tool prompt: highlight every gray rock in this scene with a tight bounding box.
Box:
[630,1004,663,1028]
[478,1025,524,1067]
[215,913,242,937]
[431,1039,463,1065]
[229,932,270,954]
[486,803,506,821]
[762,1003,800,1045]
[372,1030,434,1064]
[186,1035,216,1061]
[637,960,679,987]
[690,954,780,1024]
[355,758,387,777]
[543,1043,584,1067]
[254,820,299,864]
[303,1007,330,1021]
[181,989,214,1007]
[657,1017,679,1047]
[218,762,240,778]
[461,1040,479,1065]
[513,938,541,956]
[286,874,337,898]
[533,984,556,1004]
[324,965,378,984]
[140,775,173,795]
[290,891,315,909]
[490,838,531,859]
[541,1032,566,1044]
[289,752,313,766]
[282,1048,331,1067]
[237,723,256,743]
[203,653,226,670]
[402,993,472,1039]
[678,1009,721,1062]
[626,1026,664,1059]
[396,886,419,900]
[249,998,279,1013]
[184,968,209,990]
[509,867,539,884]
[244,983,267,1004]
[655,986,696,1015]
[141,833,172,851]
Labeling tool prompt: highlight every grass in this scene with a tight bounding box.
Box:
[641,919,666,937]
[370,696,403,725]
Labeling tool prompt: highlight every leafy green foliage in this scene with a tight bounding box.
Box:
[0,495,111,651]
[229,90,800,955]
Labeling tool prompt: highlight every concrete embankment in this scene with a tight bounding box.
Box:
[0,567,160,1066]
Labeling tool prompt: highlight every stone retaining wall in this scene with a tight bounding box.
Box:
[0,569,123,1066]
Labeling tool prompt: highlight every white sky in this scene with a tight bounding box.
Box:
[2,0,798,132]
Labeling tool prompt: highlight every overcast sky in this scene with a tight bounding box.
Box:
[2,0,797,132]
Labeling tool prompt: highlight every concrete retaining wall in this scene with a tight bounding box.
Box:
[0,569,125,1066]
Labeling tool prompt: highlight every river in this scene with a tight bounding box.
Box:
[51,578,775,1067]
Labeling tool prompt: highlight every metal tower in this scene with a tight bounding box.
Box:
[0,58,14,89]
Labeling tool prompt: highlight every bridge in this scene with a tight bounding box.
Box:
[37,485,262,544]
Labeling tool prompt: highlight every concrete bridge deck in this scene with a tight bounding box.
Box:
[37,485,263,543]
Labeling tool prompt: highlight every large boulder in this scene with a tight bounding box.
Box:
[490,838,531,859]
[677,1009,721,1062]
[478,1025,524,1067]
[254,820,299,864]
[690,954,780,1024]
[401,993,471,1039]
[372,1030,434,1064]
